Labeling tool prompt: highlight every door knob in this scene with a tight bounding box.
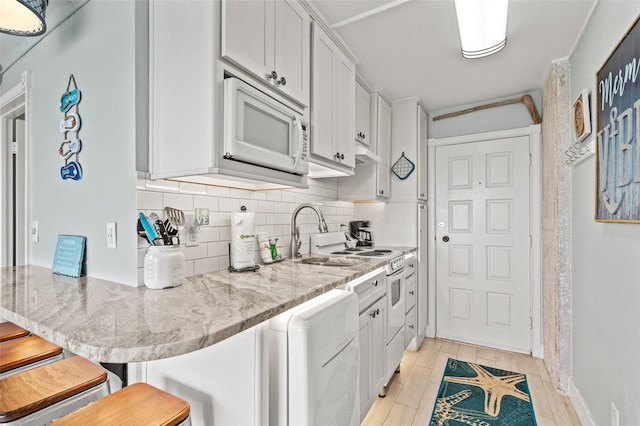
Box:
[442,235,450,242]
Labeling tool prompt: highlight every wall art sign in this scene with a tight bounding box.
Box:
[52,234,86,277]
[595,15,640,222]
[59,74,83,180]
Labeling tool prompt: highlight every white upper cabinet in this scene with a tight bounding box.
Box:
[222,0,310,106]
[310,22,356,175]
[355,81,371,146]
[390,99,428,202]
[375,94,392,200]
[338,91,391,201]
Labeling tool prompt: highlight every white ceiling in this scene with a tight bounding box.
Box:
[309,0,596,112]
[1,0,595,113]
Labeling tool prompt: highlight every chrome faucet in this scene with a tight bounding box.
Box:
[290,203,329,258]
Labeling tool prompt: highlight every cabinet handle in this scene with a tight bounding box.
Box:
[409,290,415,295]
[334,152,344,161]
[267,70,278,81]
[372,280,378,287]
[409,263,414,268]
[420,193,425,197]
[362,134,366,140]
[409,324,414,330]
[276,76,286,86]
[370,308,379,318]
[379,189,384,195]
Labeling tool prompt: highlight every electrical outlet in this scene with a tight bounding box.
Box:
[31,221,39,242]
[185,224,199,247]
[611,402,619,426]
[107,222,117,249]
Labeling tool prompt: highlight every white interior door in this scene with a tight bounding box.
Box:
[435,135,531,354]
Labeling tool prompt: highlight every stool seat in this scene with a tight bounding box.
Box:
[0,323,29,342]
[0,335,63,374]
[0,356,108,423]
[51,382,191,426]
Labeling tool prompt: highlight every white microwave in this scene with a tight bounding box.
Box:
[223,77,309,176]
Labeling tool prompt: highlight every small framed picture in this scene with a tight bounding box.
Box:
[573,89,591,142]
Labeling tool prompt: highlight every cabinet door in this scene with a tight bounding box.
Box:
[358,310,372,421]
[376,96,392,200]
[335,51,356,168]
[405,306,417,349]
[417,106,428,201]
[221,0,273,81]
[355,82,371,146]
[417,203,428,341]
[273,0,310,105]
[406,273,417,312]
[311,27,335,162]
[371,296,387,394]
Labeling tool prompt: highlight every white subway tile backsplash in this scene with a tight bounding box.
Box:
[163,193,194,211]
[137,191,163,210]
[218,197,241,212]
[137,176,354,278]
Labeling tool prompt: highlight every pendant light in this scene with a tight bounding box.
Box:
[0,0,48,36]
[454,0,508,59]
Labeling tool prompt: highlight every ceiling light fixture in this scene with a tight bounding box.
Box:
[454,0,508,59]
[0,0,48,36]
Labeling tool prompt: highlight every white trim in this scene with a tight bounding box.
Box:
[0,70,32,266]
[568,377,597,426]
[427,125,543,356]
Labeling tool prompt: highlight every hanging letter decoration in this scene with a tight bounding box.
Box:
[59,75,83,181]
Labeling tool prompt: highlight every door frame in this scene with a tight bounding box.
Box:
[1,70,32,267]
[427,125,542,358]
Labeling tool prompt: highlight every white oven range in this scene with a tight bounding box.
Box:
[310,233,407,391]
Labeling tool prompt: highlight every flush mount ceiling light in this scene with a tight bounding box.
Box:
[454,0,508,59]
[0,0,48,36]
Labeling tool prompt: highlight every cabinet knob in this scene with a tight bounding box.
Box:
[267,70,278,80]
[409,290,415,295]
[276,76,286,86]
[420,193,425,197]
[409,324,414,330]
[379,189,384,195]
[443,235,450,242]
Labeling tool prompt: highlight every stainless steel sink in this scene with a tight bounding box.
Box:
[296,257,359,267]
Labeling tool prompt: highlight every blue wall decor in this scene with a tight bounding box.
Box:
[59,74,83,180]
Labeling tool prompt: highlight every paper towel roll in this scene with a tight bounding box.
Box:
[230,210,255,270]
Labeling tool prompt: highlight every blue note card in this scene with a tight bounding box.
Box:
[52,235,86,277]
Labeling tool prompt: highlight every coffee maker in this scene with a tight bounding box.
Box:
[349,220,373,247]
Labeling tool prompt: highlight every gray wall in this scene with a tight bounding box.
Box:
[569,3,640,425]
[428,90,542,139]
[1,0,140,285]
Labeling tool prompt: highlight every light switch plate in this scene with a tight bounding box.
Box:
[107,222,117,249]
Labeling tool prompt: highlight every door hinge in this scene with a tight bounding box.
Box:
[11,142,17,155]
[529,153,532,165]
[529,317,533,330]
[529,235,532,247]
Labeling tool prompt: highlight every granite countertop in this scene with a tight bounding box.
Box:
[0,257,386,363]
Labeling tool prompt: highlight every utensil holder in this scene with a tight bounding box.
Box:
[144,246,185,289]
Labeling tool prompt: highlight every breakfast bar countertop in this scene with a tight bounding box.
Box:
[0,257,387,363]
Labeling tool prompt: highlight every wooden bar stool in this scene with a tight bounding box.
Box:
[0,322,29,342]
[0,356,110,425]
[0,335,64,379]
[51,382,191,426]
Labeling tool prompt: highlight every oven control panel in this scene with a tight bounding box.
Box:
[387,255,406,275]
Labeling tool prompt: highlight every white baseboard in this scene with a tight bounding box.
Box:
[568,376,596,426]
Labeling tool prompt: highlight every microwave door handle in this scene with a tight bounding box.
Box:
[292,115,303,169]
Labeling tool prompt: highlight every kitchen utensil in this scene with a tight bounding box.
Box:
[139,213,158,245]
[154,219,171,245]
[163,219,180,245]
[164,207,185,245]
[137,219,152,244]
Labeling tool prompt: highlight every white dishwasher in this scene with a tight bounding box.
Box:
[268,289,359,426]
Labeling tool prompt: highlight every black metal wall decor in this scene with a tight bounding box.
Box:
[595,15,640,222]
[59,74,83,180]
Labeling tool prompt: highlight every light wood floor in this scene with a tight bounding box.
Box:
[361,338,581,426]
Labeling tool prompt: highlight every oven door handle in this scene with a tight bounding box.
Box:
[387,267,407,279]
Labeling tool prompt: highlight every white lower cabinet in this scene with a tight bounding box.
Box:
[138,325,266,426]
[358,295,387,422]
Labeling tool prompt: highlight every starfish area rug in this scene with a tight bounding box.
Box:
[429,358,536,426]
